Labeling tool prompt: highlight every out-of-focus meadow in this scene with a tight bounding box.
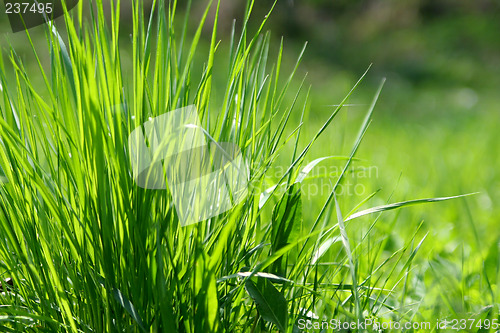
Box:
[262,0,500,314]
[1,0,498,325]
[256,1,500,242]
[199,1,500,312]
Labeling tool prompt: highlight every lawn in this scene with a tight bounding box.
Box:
[0,0,498,332]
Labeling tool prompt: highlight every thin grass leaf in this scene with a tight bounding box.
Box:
[345,193,478,222]
[334,194,362,320]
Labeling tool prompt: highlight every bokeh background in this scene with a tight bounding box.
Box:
[1,0,499,315]
[190,0,500,260]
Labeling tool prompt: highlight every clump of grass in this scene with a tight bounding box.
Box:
[0,0,476,332]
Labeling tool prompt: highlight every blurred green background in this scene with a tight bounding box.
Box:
[196,0,500,253]
[1,0,499,316]
[183,0,500,313]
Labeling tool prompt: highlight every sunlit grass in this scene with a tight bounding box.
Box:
[0,0,497,332]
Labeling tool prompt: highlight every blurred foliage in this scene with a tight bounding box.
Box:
[195,0,500,96]
[0,0,498,324]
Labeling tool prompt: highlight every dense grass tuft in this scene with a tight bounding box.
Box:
[0,0,494,332]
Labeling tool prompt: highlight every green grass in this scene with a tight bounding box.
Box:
[0,0,498,332]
